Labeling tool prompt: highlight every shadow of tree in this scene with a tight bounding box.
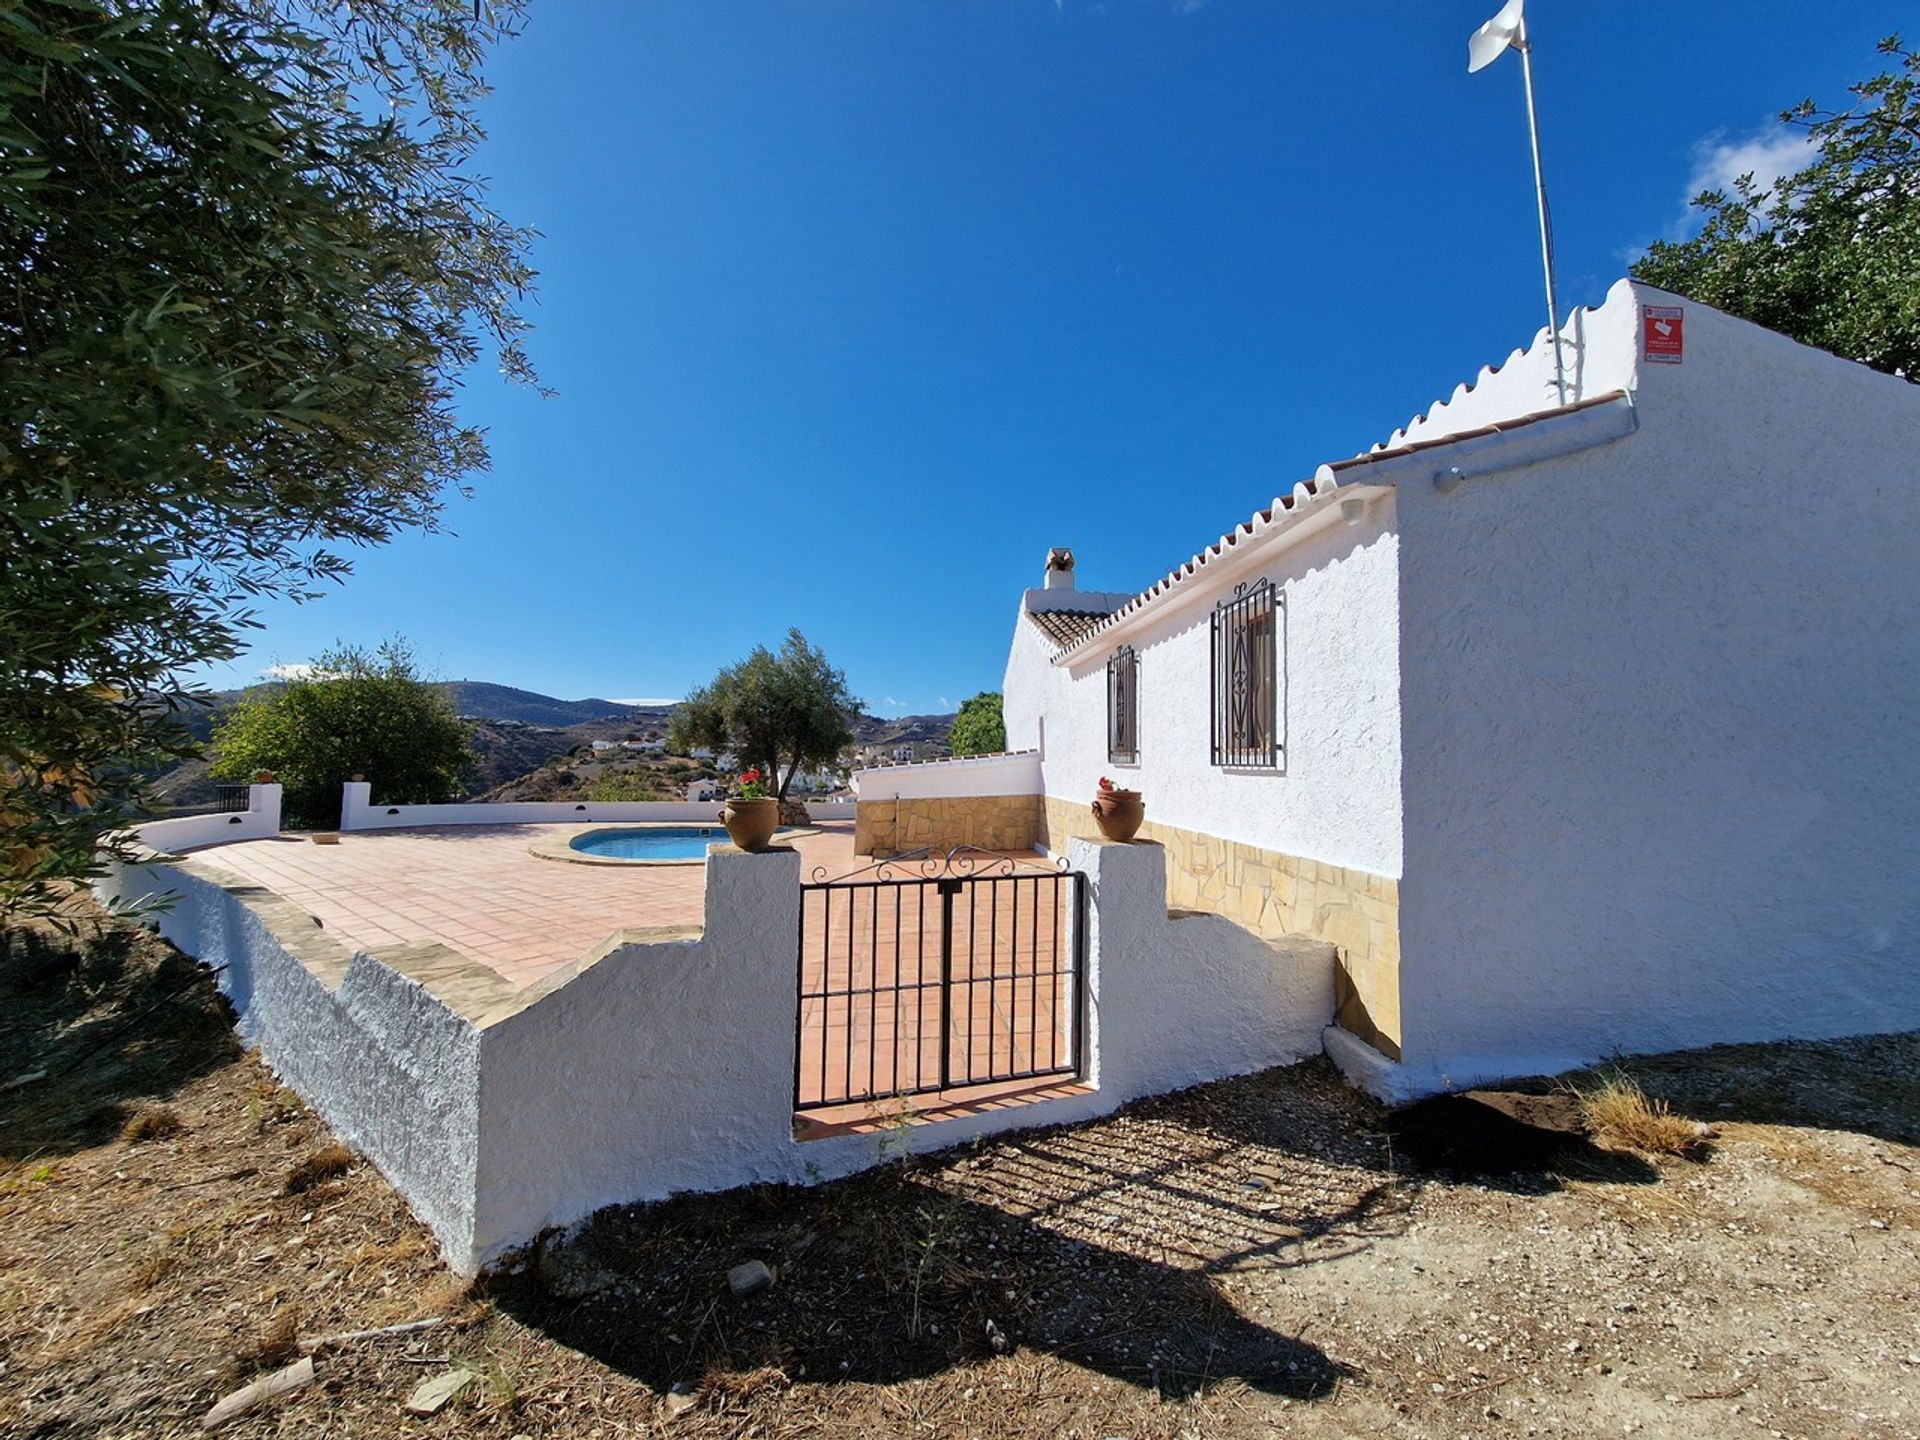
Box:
[489,1060,1408,1402]
[0,911,239,1156]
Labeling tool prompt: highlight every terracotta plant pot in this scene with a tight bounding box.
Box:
[1091,788,1144,842]
[254,771,278,784]
[720,797,779,851]
[310,832,341,846]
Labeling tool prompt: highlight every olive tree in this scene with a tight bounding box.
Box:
[1635,36,1918,381]
[671,631,861,800]
[0,0,536,913]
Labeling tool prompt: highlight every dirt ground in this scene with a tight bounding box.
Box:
[2,898,1917,1439]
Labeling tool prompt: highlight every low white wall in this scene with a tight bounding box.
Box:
[1076,838,1335,1105]
[851,751,1042,802]
[337,782,858,832]
[94,857,482,1262]
[130,784,282,853]
[100,833,1334,1273]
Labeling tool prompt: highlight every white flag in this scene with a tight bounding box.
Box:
[1467,0,1526,73]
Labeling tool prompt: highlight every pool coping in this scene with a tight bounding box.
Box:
[527,822,823,867]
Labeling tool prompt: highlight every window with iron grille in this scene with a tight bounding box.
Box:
[1106,646,1139,764]
[1210,580,1280,768]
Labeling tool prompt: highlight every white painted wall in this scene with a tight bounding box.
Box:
[128,784,282,853]
[99,833,1335,1273]
[1391,280,1920,1086]
[1075,838,1333,1104]
[851,750,1042,801]
[94,857,483,1262]
[337,783,854,831]
[1005,502,1405,880]
[1379,279,1642,448]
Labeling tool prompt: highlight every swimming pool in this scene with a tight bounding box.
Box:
[565,825,796,862]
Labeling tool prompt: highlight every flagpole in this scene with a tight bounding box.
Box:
[1515,17,1566,403]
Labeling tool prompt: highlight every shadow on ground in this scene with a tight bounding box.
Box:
[1388,1087,1662,1189]
[488,1062,1410,1402]
[0,906,239,1156]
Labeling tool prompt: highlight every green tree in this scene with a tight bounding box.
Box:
[211,642,473,830]
[1,0,535,912]
[1634,36,1918,381]
[949,692,1006,756]
[671,631,861,799]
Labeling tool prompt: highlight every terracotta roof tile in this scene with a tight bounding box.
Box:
[1025,609,1118,650]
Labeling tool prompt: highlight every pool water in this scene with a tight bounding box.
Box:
[568,825,793,862]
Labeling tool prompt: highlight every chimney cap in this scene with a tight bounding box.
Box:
[1045,546,1074,571]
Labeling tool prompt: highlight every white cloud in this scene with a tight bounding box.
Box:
[607,696,680,706]
[261,663,316,681]
[882,695,904,710]
[1684,127,1816,205]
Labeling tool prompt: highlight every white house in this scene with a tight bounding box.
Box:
[861,278,1920,1100]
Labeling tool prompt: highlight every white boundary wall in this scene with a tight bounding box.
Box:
[129,784,282,854]
[98,836,1332,1272]
[338,781,855,830]
[850,751,1042,802]
[95,853,482,1257]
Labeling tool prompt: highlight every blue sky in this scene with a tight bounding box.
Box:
[210,1,1899,713]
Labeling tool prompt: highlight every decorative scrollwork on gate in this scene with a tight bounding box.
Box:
[810,844,1062,885]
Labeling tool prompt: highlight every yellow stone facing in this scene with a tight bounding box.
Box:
[1040,795,1402,1060]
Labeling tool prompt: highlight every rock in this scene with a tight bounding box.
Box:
[405,1368,477,1417]
[665,1383,700,1418]
[728,1259,775,1297]
[536,1233,616,1300]
[202,1356,316,1429]
[778,798,810,827]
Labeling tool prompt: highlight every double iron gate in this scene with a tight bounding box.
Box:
[794,848,1085,1112]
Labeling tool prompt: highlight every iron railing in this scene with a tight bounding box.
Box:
[211,783,253,814]
[1210,578,1280,768]
[794,847,1085,1112]
[1107,644,1139,765]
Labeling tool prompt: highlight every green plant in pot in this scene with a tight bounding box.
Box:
[1091,775,1143,842]
[721,767,780,850]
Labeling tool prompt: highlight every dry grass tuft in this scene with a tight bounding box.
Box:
[120,1103,183,1144]
[283,1142,353,1195]
[699,1365,793,1410]
[1579,1071,1712,1156]
[127,1246,179,1291]
[234,1308,301,1375]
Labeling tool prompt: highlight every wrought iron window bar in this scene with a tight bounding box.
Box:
[1106,645,1139,765]
[1210,578,1281,769]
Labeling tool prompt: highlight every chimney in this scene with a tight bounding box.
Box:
[1044,547,1076,592]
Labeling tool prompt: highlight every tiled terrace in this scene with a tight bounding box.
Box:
[185,822,1086,1130]
[187,823,867,991]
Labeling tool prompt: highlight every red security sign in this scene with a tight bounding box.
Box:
[1644,304,1684,363]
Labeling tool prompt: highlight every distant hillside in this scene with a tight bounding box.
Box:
[432,681,649,728]
[144,678,955,811]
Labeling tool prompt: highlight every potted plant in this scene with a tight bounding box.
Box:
[1091,775,1144,842]
[721,767,780,851]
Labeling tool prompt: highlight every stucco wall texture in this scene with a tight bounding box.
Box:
[1005,278,1920,1096]
[1391,282,1920,1089]
[97,833,1331,1272]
